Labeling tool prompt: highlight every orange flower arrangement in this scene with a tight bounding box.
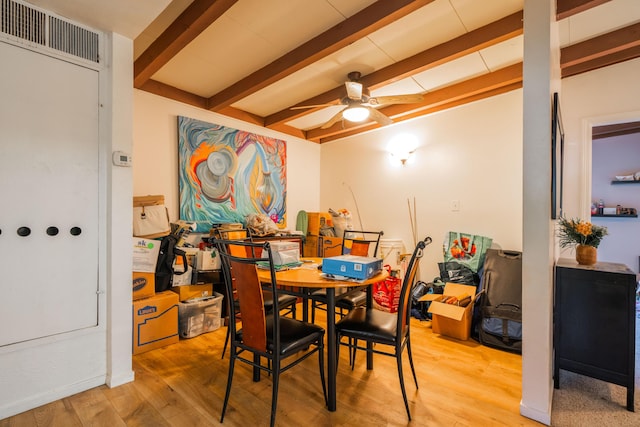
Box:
[557,217,608,248]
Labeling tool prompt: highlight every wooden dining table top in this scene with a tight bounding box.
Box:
[256,257,388,288]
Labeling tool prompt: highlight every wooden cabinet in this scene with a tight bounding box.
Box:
[553,258,636,411]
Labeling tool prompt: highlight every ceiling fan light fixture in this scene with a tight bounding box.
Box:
[342,106,370,122]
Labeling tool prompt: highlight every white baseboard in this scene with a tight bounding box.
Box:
[0,375,105,420]
[520,399,551,426]
[106,369,135,388]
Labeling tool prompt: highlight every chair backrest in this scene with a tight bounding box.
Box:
[211,228,250,257]
[341,230,384,257]
[396,237,432,338]
[214,238,280,353]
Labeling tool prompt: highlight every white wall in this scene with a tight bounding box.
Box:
[319,90,523,282]
[133,90,321,228]
[561,57,640,274]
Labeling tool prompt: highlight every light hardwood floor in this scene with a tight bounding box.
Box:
[1,306,541,426]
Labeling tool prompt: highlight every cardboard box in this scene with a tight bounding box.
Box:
[303,235,319,257]
[322,255,383,280]
[132,271,155,301]
[196,249,220,270]
[178,292,224,338]
[423,283,477,341]
[132,291,179,355]
[321,237,343,257]
[132,238,161,273]
[171,283,214,301]
[306,212,332,236]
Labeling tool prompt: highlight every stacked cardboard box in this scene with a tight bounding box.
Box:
[303,212,342,257]
[132,237,160,301]
[132,291,179,354]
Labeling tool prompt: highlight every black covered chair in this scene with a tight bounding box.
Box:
[335,236,432,421]
[214,239,327,427]
[214,229,298,359]
[311,230,384,323]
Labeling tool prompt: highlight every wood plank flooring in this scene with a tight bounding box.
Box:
[1,305,541,426]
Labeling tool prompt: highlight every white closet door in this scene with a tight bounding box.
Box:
[0,41,99,346]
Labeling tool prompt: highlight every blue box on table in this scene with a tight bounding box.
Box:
[322,255,383,280]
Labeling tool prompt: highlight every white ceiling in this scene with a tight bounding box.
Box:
[23,0,640,141]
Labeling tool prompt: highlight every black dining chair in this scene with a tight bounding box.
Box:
[214,239,327,427]
[310,230,384,323]
[335,236,432,421]
[213,228,298,359]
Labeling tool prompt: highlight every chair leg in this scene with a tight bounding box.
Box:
[318,339,328,406]
[221,324,230,359]
[270,360,280,427]
[335,334,341,378]
[406,337,419,389]
[396,351,412,421]
[220,354,235,423]
[350,338,358,370]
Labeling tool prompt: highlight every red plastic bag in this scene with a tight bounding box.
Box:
[373,265,402,313]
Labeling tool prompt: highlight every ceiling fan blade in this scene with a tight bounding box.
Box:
[366,106,393,126]
[345,81,363,100]
[320,107,347,129]
[369,94,424,105]
[290,103,337,110]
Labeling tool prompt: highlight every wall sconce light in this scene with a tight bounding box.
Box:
[388,133,418,166]
[342,106,370,122]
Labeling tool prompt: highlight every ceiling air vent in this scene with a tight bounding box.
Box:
[1,0,46,45]
[49,16,99,63]
[1,0,99,64]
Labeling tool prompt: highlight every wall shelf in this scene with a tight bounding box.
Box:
[611,180,640,185]
[592,214,638,218]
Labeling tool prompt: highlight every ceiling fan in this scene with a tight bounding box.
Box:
[292,71,424,129]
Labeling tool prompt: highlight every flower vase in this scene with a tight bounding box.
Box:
[576,244,597,265]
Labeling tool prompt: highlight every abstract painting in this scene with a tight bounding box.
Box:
[178,116,287,232]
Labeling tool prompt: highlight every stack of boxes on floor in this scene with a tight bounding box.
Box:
[303,212,343,257]
[131,237,223,355]
[132,237,179,355]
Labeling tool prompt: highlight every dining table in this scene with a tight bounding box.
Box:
[257,257,389,412]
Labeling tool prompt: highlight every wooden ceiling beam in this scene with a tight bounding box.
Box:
[205,0,436,111]
[561,21,640,69]
[562,44,640,78]
[264,10,524,128]
[556,0,611,20]
[137,79,209,109]
[305,63,522,142]
[134,0,239,88]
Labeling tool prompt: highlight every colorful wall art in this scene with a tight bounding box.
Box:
[178,116,287,232]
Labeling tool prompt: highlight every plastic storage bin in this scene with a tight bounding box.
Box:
[178,292,224,338]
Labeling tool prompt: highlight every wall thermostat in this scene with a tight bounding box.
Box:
[112,151,132,167]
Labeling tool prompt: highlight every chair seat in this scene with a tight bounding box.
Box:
[263,291,297,312]
[335,290,366,310]
[268,317,325,355]
[238,317,325,355]
[335,306,398,345]
[312,287,366,309]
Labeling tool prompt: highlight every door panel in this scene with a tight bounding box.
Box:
[0,41,99,346]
